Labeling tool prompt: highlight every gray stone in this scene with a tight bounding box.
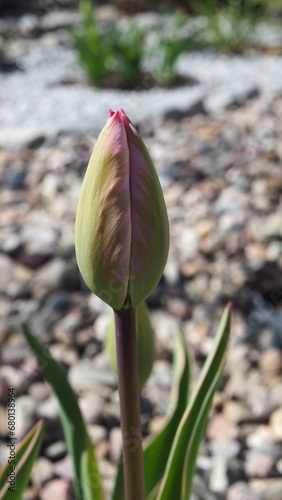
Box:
[52,456,73,481]
[22,225,58,256]
[40,172,61,200]
[109,427,122,464]
[0,254,15,294]
[209,456,228,494]
[248,383,277,420]
[245,450,275,478]
[259,348,282,378]
[223,400,252,424]
[227,481,262,500]
[250,478,282,500]
[206,413,240,442]
[48,343,78,368]
[0,366,25,393]
[40,478,73,500]
[37,396,60,421]
[31,457,54,487]
[0,231,22,254]
[79,394,103,424]
[28,381,51,402]
[0,128,45,150]
[0,375,9,404]
[193,473,218,500]
[270,407,282,441]
[264,212,282,238]
[45,441,67,461]
[266,241,282,261]
[210,440,240,459]
[68,362,117,393]
[246,426,279,456]
[0,442,10,468]
[207,82,260,113]
[215,186,249,213]
[87,424,107,446]
[16,395,37,439]
[30,258,68,301]
[39,11,80,32]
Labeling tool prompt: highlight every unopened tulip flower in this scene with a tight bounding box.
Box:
[75,109,169,310]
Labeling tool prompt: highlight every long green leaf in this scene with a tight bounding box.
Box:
[181,362,225,499]
[0,420,44,500]
[156,303,232,500]
[22,325,104,500]
[112,329,192,500]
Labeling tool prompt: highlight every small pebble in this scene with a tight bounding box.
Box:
[45,441,67,462]
[40,479,73,500]
[269,407,282,440]
[227,481,262,500]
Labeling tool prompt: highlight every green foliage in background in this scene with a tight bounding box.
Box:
[189,0,282,52]
[71,0,145,88]
[71,2,199,87]
[71,0,281,89]
[146,10,199,86]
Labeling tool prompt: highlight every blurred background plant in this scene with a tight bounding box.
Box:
[70,0,145,88]
[0,0,281,87]
[144,10,200,87]
[70,0,282,89]
[188,0,282,53]
[0,32,15,71]
[0,34,6,69]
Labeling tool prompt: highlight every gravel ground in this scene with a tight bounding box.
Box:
[0,9,282,500]
[1,11,282,144]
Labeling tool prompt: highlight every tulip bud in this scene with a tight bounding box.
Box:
[75,109,169,310]
[107,302,155,387]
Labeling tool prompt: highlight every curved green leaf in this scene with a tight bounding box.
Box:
[156,303,232,500]
[0,419,44,500]
[181,361,225,499]
[22,325,104,500]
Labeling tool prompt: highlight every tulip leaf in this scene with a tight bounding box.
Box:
[181,361,224,499]
[0,419,44,500]
[112,329,192,500]
[22,325,104,500]
[156,303,232,500]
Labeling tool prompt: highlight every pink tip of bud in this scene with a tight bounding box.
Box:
[119,108,130,125]
[108,108,131,126]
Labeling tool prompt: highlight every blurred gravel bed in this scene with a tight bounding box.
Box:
[1,13,282,144]
[0,11,282,500]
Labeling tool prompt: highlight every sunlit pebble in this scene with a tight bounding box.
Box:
[277,458,282,474]
[16,57,29,71]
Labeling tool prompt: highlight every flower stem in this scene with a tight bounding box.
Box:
[114,308,145,500]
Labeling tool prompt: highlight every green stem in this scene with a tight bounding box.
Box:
[114,308,145,500]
